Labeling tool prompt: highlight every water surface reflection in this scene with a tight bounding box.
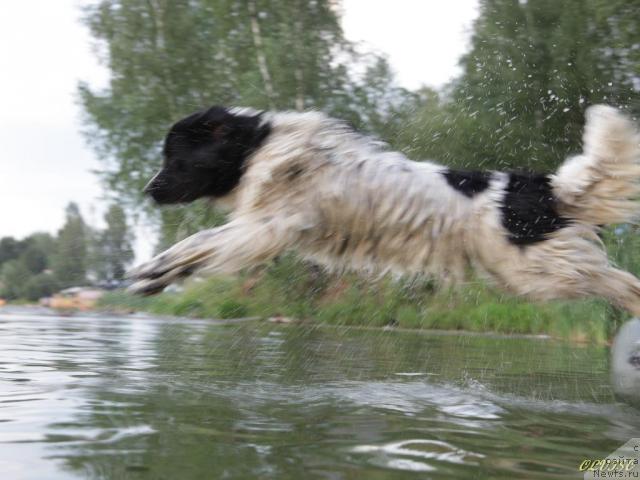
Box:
[0,307,637,479]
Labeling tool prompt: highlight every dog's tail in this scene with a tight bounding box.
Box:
[551,105,640,226]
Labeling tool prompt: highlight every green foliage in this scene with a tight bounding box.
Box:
[398,0,640,171]
[0,260,31,300]
[21,273,60,302]
[0,232,59,301]
[0,204,142,301]
[0,237,21,266]
[99,265,613,343]
[217,299,249,319]
[0,233,56,274]
[98,250,619,343]
[89,204,135,283]
[52,203,88,288]
[20,243,48,274]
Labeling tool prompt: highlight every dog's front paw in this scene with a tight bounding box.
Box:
[126,245,208,296]
[127,252,178,281]
[126,227,228,295]
[127,261,198,295]
[127,277,172,296]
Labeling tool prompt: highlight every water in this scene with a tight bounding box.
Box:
[0,307,638,479]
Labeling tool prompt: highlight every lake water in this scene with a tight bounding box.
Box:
[0,306,638,479]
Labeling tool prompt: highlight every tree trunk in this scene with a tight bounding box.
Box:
[248,0,276,108]
[293,18,304,111]
[146,0,179,118]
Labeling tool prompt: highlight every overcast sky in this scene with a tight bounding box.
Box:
[0,0,478,260]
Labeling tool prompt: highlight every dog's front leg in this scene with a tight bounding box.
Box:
[127,218,298,295]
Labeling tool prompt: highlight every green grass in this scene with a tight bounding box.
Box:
[99,254,626,343]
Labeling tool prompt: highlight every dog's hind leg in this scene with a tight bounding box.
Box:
[127,217,302,295]
[519,265,640,317]
[488,237,640,316]
[580,266,640,317]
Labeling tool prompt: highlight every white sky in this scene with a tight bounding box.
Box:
[342,0,478,90]
[0,0,478,260]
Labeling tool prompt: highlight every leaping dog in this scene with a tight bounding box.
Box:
[128,105,640,316]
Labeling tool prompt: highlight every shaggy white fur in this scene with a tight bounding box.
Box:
[129,106,640,315]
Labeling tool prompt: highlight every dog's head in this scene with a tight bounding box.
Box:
[144,106,271,204]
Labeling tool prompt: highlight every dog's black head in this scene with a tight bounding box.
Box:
[144,106,271,204]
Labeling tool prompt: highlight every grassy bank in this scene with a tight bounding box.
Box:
[100,255,628,343]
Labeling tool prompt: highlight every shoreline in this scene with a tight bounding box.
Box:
[2,269,622,345]
[2,301,606,345]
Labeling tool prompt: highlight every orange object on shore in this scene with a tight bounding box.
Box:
[46,287,104,311]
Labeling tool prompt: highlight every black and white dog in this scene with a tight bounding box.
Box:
[128,105,640,316]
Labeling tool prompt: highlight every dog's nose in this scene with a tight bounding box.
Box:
[143,171,161,195]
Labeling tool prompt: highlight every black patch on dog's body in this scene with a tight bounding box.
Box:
[145,106,271,204]
[501,172,569,245]
[443,169,491,197]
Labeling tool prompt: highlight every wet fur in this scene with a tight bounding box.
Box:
[130,106,640,315]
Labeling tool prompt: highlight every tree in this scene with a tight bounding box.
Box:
[79,0,409,245]
[21,273,59,301]
[19,233,57,274]
[0,233,58,300]
[90,204,135,284]
[53,203,88,287]
[399,0,640,171]
[0,260,31,300]
[0,237,21,267]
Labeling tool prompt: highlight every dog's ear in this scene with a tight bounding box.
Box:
[186,106,244,169]
[201,106,269,148]
[167,105,270,173]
